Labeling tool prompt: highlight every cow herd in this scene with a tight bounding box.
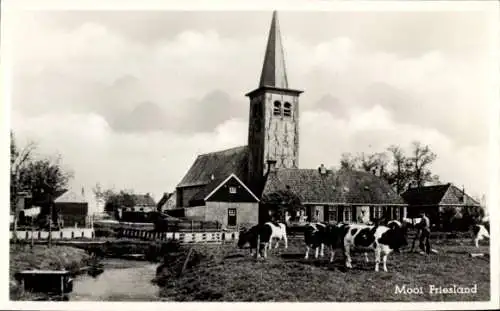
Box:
[237,219,490,273]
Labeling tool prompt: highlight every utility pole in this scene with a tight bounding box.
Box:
[48,201,52,248]
[31,216,34,249]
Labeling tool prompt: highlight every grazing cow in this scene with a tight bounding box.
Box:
[402,217,422,229]
[303,222,327,259]
[472,222,490,248]
[326,222,407,272]
[237,222,287,259]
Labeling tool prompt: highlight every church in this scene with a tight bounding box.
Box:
[171,11,406,228]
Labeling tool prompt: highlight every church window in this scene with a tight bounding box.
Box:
[273,101,282,116]
[229,186,237,194]
[284,102,292,117]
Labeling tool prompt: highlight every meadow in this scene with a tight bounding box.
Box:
[157,237,490,302]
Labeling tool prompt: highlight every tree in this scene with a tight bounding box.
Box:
[10,132,36,240]
[408,141,437,188]
[358,152,390,178]
[340,152,359,170]
[386,145,412,194]
[10,132,36,209]
[11,131,73,237]
[337,141,440,194]
[261,189,302,222]
[19,155,73,227]
[101,190,136,218]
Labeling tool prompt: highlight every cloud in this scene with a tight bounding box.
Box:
[9,10,494,200]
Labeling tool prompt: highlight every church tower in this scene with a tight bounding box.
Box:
[246,11,303,188]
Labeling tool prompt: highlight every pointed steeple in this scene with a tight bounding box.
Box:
[259,11,288,89]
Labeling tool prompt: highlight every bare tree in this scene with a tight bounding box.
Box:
[10,131,37,241]
[408,141,437,188]
[386,145,412,194]
[340,152,359,170]
[357,152,389,178]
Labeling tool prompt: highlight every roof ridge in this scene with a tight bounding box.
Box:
[197,145,247,157]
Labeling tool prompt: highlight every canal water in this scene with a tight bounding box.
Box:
[70,259,160,301]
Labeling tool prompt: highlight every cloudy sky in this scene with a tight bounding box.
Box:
[9,8,497,202]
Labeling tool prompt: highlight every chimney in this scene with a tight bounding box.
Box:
[318,164,327,175]
[267,159,277,174]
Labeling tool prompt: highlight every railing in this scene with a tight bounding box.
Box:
[118,228,239,244]
[10,228,95,240]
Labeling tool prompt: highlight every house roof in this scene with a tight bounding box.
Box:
[157,192,173,208]
[261,168,405,205]
[401,184,450,206]
[54,189,87,203]
[204,173,260,202]
[133,194,156,206]
[177,145,248,188]
[402,183,480,206]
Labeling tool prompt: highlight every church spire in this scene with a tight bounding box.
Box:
[259,11,288,89]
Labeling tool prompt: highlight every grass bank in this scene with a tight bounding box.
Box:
[157,239,490,302]
[10,244,91,300]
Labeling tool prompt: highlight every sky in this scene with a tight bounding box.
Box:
[9,9,497,204]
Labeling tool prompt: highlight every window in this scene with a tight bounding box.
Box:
[373,206,384,219]
[343,207,352,223]
[328,206,338,222]
[273,101,282,116]
[229,186,237,194]
[393,207,400,220]
[283,102,292,117]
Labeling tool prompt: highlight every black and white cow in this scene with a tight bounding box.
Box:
[472,222,490,248]
[237,222,288,259]
[325,222,408,272]
[303,222,327,259]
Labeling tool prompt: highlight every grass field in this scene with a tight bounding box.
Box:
[158,238,490,302]
[9,244,91,300]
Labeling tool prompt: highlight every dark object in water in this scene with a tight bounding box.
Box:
[122,253,146,260]
[87,267,104,277]
[87,262,104,278]
[15,270,73,295]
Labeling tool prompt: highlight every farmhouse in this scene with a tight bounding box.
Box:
[401,183,481,229]
[172,11,405,228]
[123,193,157,212]
[54,188,89,228]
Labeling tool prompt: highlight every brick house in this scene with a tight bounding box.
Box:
[173,146,260,228]
[262,164,406,224]
[401,183,482,229]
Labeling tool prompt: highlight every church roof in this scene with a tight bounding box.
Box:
[262,168,405,205]
[259,11,289,89]
[177,146,248,188]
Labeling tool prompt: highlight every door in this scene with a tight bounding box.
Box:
[227,208,237,227]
